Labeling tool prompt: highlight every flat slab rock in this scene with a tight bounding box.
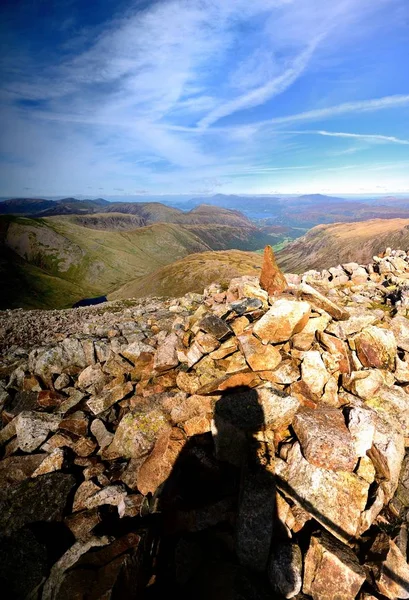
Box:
[253,298,311,343]
[275,442,370,543]
[292,406,358,472]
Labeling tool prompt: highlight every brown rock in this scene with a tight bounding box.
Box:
[196,370,261,394]
[317,331,353,374]
[72,481,101,512]
[303,531,365,600]
[175,370,201,394]
[209,338,238,359]
[259,245,287,296]
[231,315,250,335]
[353,326,397,369]
[31,448,64,477]
[59,412,88,436]
[37,390,64,409]
[299,282,350,320]
[73,436,97,457]
[342,369,384,399]
[183,415,211,436]
[291,332,315,350]
[224,350,248,373]
[253,298,311,343]
[238,332,282,371]
[259,359,300,385]
[288,380,319,408]
[77,364,108,391]
[194,331,220,353]
[368,533,409,599]
[137,428,186,495]
[293,406,358,471]
[275,442,369,543]
[65,508,101,540]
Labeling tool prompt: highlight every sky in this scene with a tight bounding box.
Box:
[1,0,409,198]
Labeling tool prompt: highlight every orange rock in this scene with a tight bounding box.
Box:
[259,245,287,296]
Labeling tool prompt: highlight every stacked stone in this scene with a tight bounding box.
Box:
[1,249,409,598]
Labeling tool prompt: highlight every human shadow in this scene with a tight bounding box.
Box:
[142,387,282,599]
[142,385,409,599]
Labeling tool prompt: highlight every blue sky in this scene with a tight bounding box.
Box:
[1,0,409,197]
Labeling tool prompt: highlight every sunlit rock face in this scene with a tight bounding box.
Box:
[1,247,409,598]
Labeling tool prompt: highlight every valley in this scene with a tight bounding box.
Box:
[3,194,409,310]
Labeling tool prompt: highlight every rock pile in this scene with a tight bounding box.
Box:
[1,247,409,599]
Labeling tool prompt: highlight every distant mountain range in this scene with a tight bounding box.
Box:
[2,194,409,228]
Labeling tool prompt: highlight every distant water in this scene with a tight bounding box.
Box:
[72,296,107,308]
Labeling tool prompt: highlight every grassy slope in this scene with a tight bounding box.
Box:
[109,250,263,300]
[0,216,211,308]
[277,218,409,273]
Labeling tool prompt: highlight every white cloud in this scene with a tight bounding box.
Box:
[284,129,409,145]
[260,95,409,127]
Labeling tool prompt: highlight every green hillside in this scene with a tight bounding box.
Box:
[0,216,210,309]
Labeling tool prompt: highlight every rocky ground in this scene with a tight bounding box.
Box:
[1,247,409,599]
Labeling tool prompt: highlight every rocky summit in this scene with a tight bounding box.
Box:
[1,247,409,599]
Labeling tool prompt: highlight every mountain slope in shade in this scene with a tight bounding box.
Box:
[276,218,409,273]
[109,250,263,300]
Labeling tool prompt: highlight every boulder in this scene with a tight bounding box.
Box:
[275,442,370,543]
[137,428,186,495]
[301,351,330,396]
[298,282,350,320]
[253,299,311,343]
[353,326,397,370]
[153,333,180,372]
[104,408,170,460]
[342,370,384,399]
[293,407,358,471]
[303,531,365,600]
[198,314,232,341]
[367,533,409,599]
[238,332,282,371]
[15,411,60,452]
[317,331,352,374]
[86,381,133,415]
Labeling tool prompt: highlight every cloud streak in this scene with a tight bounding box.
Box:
[261,95,409,126]
[284,129,409,145]
[198,35,323,129]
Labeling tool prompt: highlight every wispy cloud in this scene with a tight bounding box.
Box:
[198,35,322,129]
[261,95,409,126]
[284,129,409,145]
